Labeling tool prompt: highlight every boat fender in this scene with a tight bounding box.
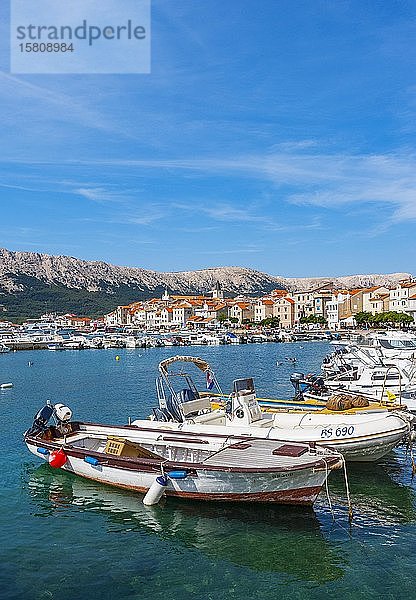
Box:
[143,475,168,506]
[37,447,49,455]
[48,449,67,468]
[167,470,188,480]
[84,456,100,466]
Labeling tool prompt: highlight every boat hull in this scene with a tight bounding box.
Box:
[25,439,335,506]
[131,411,412,462]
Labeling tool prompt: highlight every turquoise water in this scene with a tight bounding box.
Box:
[1,342,416,599]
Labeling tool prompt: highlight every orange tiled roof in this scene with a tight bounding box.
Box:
[400,282,416,289]
[236,302,250,309]
[271,289,288,296]
[276,297,294,304]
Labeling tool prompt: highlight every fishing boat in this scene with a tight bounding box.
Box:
[141,356,414,462]
[23,403,343,506]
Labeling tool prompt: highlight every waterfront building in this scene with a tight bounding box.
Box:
[326,291,352,330]
[361,286,389,313]
[172,301,194,327]
[368,293,390,315]
[312,289,333,321]
[128,304,147,327]
[389,281,416,314]
[293,291,315,323]
[228,301,255,324]
[407,294,416,324]
[272,297,295,329]
[253,298,274,322]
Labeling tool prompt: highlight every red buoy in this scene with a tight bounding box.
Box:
[48,449,67,468]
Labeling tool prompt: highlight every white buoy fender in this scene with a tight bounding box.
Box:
[143,475,168,506]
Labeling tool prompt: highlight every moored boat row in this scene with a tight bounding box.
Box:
[24,354,415,512]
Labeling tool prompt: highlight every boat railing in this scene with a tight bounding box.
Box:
[380,365,402,406]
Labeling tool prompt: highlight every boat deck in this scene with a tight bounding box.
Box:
[202,439,329,469]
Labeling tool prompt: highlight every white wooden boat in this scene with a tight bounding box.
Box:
[24,403,342,506]
[144,356,414,462]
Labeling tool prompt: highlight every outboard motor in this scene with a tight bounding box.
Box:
[54,403,72,423]
[290,372,306,400]
[27,402,74,436]
[306,375,328,396]
[54,403,73,435]
[27,404,54,435]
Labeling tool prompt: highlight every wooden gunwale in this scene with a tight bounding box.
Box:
[25,430,341,474]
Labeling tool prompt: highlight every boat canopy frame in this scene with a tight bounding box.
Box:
[156,356,223,423]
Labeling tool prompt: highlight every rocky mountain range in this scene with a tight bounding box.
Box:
[0,247,412,321]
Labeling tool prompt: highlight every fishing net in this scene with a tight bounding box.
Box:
[326,393,370,411]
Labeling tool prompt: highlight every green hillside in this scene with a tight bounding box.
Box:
[0,274,166,322]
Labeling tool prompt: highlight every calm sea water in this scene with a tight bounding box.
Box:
[1,342,416,600]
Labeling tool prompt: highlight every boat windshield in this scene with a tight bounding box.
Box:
[233,378,255,394]
[379,339,416,350]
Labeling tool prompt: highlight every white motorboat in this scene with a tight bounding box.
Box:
[318,342,416,410]
[359,330,416,359]
[24,403,342,506]
[142,356,414,462]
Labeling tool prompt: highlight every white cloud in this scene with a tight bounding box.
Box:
[75,187,127,203]
[4,149,416,226]
[174,201,267,223]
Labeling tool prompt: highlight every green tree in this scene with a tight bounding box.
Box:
[354,312,374,328]
[242,318,254,325]
[300,314,327,326]
[259,316,280,328]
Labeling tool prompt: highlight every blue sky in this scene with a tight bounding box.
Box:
[1,0,416,277]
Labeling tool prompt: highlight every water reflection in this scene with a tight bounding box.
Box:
[26,465,345,583]
[320,453,416,530]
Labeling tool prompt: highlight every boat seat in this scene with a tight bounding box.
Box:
[192,410,226,424]
[181,397,213,418]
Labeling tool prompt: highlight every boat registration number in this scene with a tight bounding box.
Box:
[320,425,354,439]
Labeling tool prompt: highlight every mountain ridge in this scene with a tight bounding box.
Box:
[0,247,412,320]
